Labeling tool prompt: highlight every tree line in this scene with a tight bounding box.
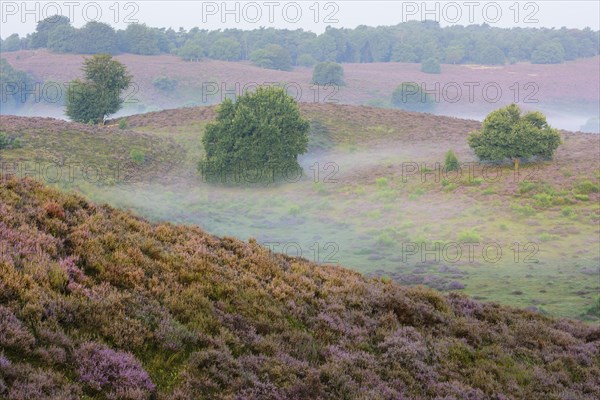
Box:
[1,17,598,69]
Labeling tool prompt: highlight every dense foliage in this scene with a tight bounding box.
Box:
[311,62,345,86]
[0,59,35,110]
[249,44,292,71]
[468,104,562,169]
[0,177,599,399]
[200,87,309,183]
[65,55,132,124]
[420,57,441,74]
[2,18,598,66]
[444,150,460,172]
[391,82,435,112]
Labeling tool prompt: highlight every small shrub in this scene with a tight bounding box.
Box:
[313,181,328,195]
[367,210,382,219]
[0,306,35,352]
[574,194,589,201]
[129,149,146,165]
[533,193,554,208]
[584,296,600,318]
[574,180,599,194]
[119,119,127,130]
[457,229,481,243]
[0,132,8,149]
[75,342,155,397]
[539,233,557,242]
[375,177,388,188]
[311,61,345,86]
[376,232,395,247]
[561,207,574,217]
[288,205,301,216]
[464,177,483,186]
[152,75,177,91]
[48,265,69,292]
[443,182,457,192]
[0,132,23,149]
[511,203,536,216]
[518,181,539,194]
[444,150,460,172]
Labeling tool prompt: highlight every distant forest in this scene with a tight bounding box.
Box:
[1,16,598,69]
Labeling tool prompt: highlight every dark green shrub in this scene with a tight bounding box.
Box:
[391,82,434,112]
[468,104,561,171]
[0,131,8,149]
[445,150,459,172]
[130,149,146,165]
[312,62,345,86]
[152,75,177,91]
[200,87,309,184]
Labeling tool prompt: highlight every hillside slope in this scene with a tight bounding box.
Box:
[0,177,599,399]
[1,106,599,320]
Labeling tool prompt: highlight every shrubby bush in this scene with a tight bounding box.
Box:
[250,44,292,71]
[152,75,177,91]
[0,131,8,149]
[444,150,459,171]
[311,62,345,86]
[391,82,435,112]
[75,342,155,398]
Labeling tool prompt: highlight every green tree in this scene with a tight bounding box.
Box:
[445,45,465,64]
[2,34,21,52]
[297,53,317,67]
[122,24,160,55]
[478,46,505,65]
[0,58,34,109]
[65,54,132,124]
[200,87,309,183]
[178,37,203,61]
[30,15,71,48]
[74,22,118,54]
[531,42,565,64]
[420,57,441,74]
[47,25,76,53]
[250,44,292,71]
[468,104,561,172]
[391,82,435,112]
[311,62,345,86]
[392,43,418,63]
[209,38,241,61]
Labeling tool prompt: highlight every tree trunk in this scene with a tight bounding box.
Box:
[513,158,520,176]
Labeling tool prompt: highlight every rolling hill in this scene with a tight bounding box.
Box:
[1,104,599,320]
[0,176,599,399]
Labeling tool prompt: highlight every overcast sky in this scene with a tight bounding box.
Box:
[1,1,599,39]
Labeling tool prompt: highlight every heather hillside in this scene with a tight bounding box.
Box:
[0,177,599,399]
[1,106,599,319]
